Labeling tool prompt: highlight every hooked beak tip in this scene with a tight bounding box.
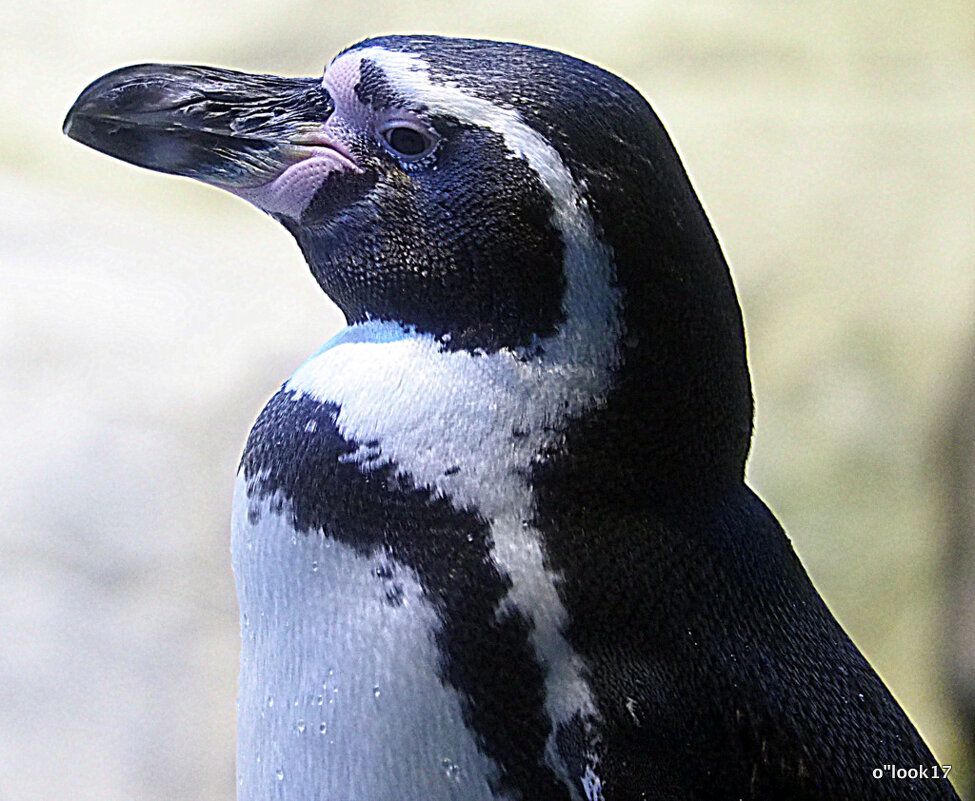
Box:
[62,64,334,187]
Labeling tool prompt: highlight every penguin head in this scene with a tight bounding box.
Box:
[64,35,753,485]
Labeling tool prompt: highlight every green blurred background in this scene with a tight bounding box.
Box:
[1,1,972,798]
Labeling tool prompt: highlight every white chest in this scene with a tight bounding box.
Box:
[231,479,500,801]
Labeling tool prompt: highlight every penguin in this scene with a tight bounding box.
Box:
[63,35,959,801]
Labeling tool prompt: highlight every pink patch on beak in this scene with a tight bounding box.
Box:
[234,142,360,219]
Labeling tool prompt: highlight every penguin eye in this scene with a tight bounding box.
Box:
[379,121,438,161]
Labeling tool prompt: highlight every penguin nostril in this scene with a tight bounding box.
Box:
[232,113,273,132]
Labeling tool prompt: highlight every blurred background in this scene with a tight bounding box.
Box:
[1,0,972,797]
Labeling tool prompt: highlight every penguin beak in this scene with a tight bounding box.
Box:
[63,64,340,191]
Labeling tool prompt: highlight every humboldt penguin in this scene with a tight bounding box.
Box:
[64,34,960,801]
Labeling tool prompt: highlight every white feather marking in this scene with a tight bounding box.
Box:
[582,765,605,801]
[232,478,501,801]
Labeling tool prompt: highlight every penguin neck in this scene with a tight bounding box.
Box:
[286,309,622,516]
[292,182,753,506]
[291,283,751,515]
[558,139,756,500]
[569,277,754,501]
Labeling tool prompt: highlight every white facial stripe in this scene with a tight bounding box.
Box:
[289,47,623,796]
[335,47,621,374]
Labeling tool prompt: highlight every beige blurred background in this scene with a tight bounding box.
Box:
[1,0,973,798]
